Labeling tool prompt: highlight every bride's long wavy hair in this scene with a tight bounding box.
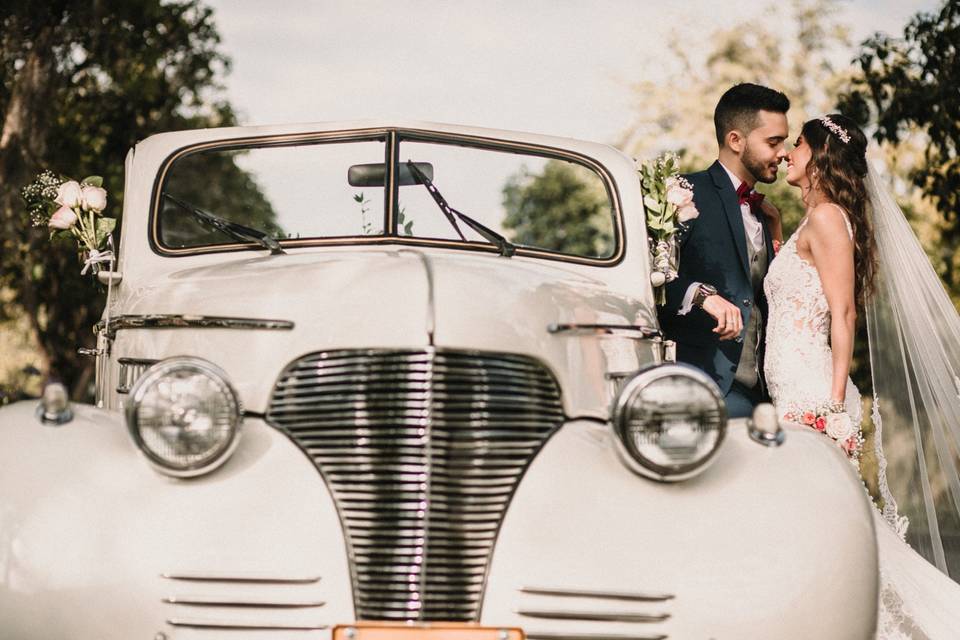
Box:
[802,113,877,307]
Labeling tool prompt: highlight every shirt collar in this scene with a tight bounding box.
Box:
[718,161,751,193]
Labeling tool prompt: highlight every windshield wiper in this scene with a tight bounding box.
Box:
[162,192,285,255]
[405,161,515,257]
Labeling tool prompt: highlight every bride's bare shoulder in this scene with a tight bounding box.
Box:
[804,203,852,241]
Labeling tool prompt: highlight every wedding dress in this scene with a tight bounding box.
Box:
[764,205,960,639]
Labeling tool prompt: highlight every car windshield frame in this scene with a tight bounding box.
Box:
[149,127,625,266]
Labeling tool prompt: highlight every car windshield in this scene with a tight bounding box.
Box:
[157,132,617,260]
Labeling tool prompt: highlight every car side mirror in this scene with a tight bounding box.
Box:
[348,162,434,187]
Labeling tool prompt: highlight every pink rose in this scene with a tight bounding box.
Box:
[54,180,83,208]
[814,417,826,432]
[48,205,78,230]
[666,183,694,208]
[80,185,107,212]
[802,411,816,426]
[677,203,699,222]
[842,436,859,455]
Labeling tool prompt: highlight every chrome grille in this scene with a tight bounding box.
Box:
[266,349,564,621]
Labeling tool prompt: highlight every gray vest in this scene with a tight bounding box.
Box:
[733,239,768,389]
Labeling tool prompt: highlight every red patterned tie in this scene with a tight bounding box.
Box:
[736,181,765,212]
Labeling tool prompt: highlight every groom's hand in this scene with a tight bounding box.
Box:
[702,295,743,340]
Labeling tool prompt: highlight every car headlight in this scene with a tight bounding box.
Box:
[611,364,727,481]
[126,357,242,477]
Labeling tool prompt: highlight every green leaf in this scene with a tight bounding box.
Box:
[95,217,116,245]
[404,221,414,235]
[353,193,364,203]
[82,176,103,187]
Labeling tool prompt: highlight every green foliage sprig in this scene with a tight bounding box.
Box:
[638,153,699,305]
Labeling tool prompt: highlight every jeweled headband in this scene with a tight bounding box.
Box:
[819,116,851,144]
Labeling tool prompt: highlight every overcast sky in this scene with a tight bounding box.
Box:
[205,0,934,146]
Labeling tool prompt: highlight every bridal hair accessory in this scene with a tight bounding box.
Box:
[819,116,851,144]
[637,152,699,305]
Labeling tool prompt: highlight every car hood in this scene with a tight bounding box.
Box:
[111,247,658,417]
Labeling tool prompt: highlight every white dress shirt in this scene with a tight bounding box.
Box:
[678,162,764,315]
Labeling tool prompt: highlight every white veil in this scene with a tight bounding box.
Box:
[866,165,960,580]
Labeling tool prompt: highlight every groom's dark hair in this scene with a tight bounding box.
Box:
[714,83,790,146]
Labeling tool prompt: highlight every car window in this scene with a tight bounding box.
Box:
[397,139,615,258]
[156,134,616,260]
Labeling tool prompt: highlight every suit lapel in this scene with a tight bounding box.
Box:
[708,161,750,277]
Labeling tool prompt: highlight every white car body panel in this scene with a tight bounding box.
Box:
[0,121,878,638]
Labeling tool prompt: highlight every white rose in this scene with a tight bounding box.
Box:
[650,271,666,287]
[666,184,694,208]
[825,412,853,441]
[54,181,83,208]
[81,185,107,212]
[48,205,78,230]
[677,204,699,222]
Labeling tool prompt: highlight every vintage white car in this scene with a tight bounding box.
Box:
[0,121,878,639]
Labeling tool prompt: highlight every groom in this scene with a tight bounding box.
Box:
[657,83,789,418]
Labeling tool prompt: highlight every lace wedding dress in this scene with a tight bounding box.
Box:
[764,206,960,639]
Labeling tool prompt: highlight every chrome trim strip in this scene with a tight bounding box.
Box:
[401,250,436,346]
[526,633,667,640]
[519,587,674,602]
[97,314,294,338]
[548,323,662,339]
[163,595,325,608]
[167,618,328,630]
[515,610,670,623]
[162,572,321,584]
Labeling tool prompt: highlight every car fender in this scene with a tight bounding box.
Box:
[0,401,354,638]
[482,418,878,640]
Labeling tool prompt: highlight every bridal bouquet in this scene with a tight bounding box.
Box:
[638,153,698,305]
[23,171,116,275]
[783,404,864,465]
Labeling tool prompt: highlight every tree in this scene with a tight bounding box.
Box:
[501,160,613,258]
[618,0,852,233]
[0,1,237,399]
[838,0,960,290]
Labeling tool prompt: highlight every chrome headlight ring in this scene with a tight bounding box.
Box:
[126,356,242,478]
[611,363,727,482]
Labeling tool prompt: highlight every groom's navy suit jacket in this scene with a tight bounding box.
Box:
[657,160,775,396]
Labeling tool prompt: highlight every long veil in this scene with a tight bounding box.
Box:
[865,165,960,580]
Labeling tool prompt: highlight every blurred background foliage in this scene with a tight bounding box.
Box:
[1,0,957,472]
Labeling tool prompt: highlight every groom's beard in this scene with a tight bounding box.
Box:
[742,147,780,184]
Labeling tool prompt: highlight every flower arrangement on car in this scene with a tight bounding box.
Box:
[22,170,115,275]
[637,153,699,305]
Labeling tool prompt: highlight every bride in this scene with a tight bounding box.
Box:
[763,113,960,638]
